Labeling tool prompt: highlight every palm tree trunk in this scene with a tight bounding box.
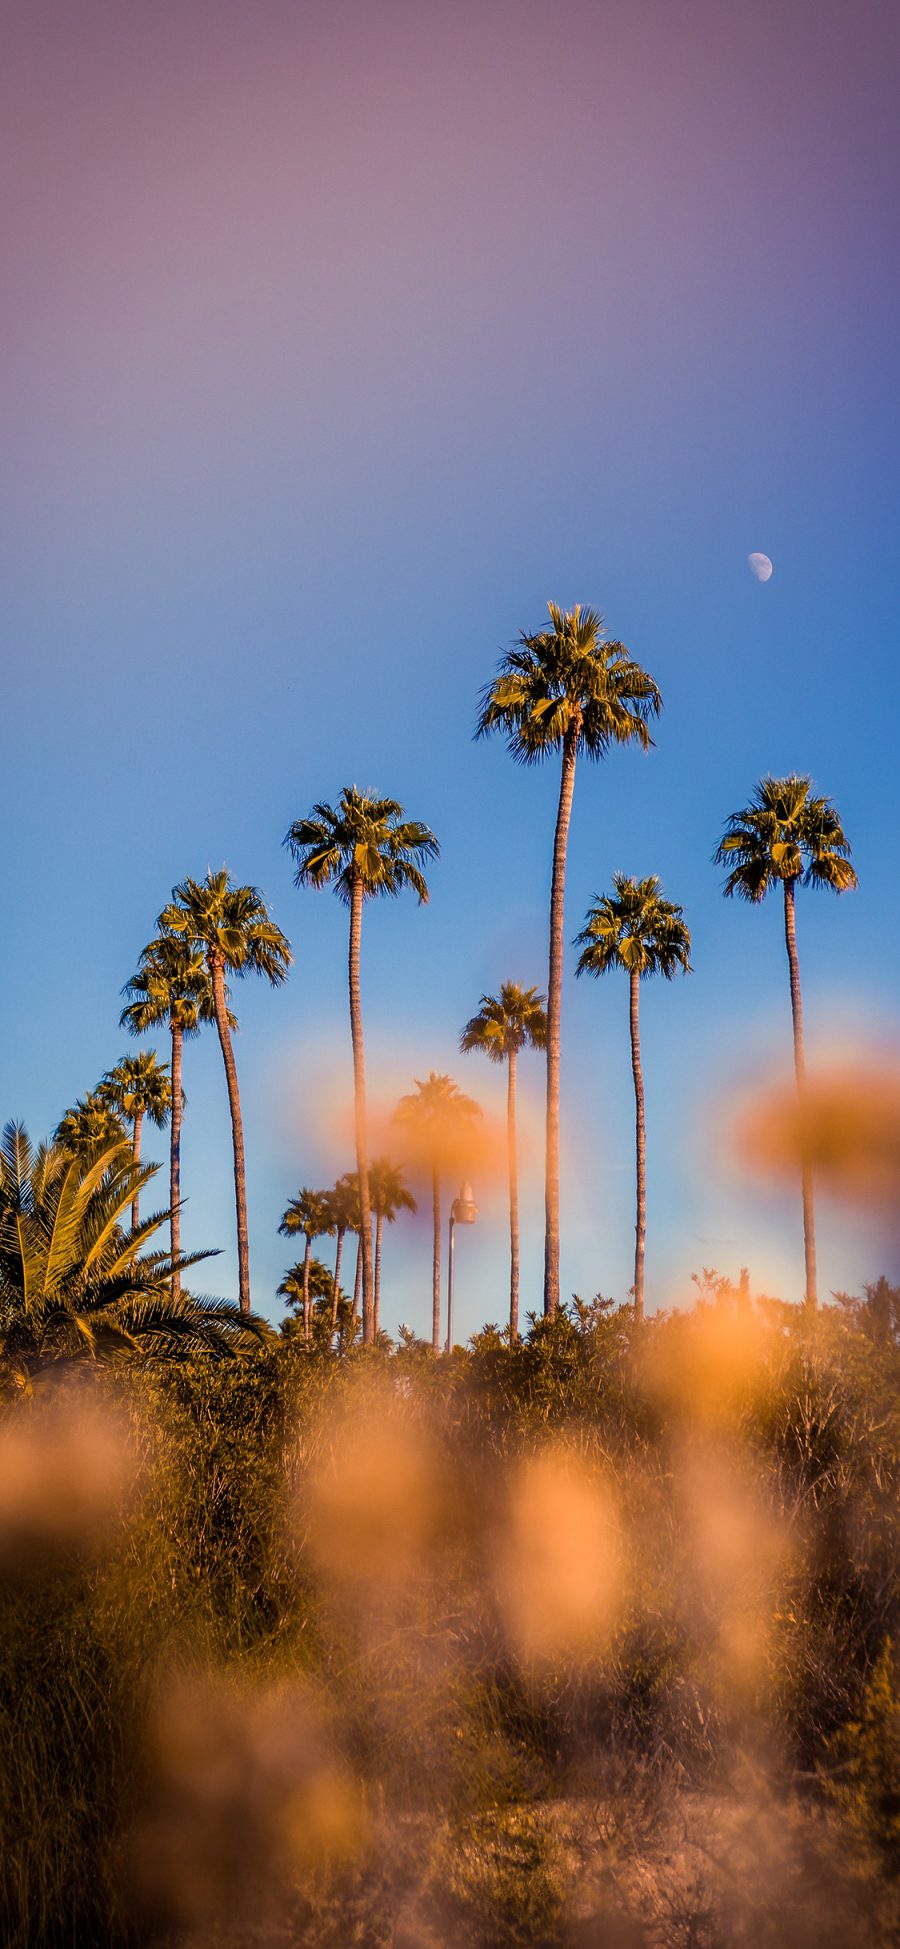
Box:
[374,1212,383,1335]
[783,879,818,1308]
[210,951,251,1313]
[544,723,578,1316]
[431,1165,441,1352]
[131,1110,144,1232]
[348,875,375,1341]
[302,1233,311,1342]
[507,1049,520,1341]
[352,1233,362,1324]
[170,1024,183,1298]
[629,970,646,1323]
[332,1226,345,1329]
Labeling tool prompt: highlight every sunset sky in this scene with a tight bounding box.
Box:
[2,0,898,1333]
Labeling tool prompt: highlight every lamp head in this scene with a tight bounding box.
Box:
[452,1180,478,1224]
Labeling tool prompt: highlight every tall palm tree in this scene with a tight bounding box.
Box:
[325,1174,360,1331]
[460,984,547,1340]
[714,775,857,1308]
[278,1188,335,1342]
[98,1051,172,1232]
[56,1093,127,1155]
[368,1156,417,1336]
[284,788,438,1343]
[393,1073,481,1351]
[477,603,661,1315]
[121,935,227,1297]
[158,872,291,1312]
[575,876,691,1321]
[0,1122,263,1386]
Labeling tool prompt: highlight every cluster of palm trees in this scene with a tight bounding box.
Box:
[46,600,855,1348]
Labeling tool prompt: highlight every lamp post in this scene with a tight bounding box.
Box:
[446,1179,477,1353]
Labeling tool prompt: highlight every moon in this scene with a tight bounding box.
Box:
[748,551,773,582]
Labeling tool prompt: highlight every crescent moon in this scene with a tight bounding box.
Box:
[748,552,773,582]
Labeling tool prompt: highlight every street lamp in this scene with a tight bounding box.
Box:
[446,1179,477,1353]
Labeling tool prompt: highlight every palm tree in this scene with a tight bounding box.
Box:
[278,1188,335,1342]
[715,775,857,1308]
[284,788,438,1343]
[324,1174,360,1331]
[368,1156,417,1335]
[0,1122,264,1386]
[99,1050,172,1233]
[158,872,291,1313]
[575,877,691,1321]
[393,1073,481,1351]
[121,935,227,1297]
[477,603,661,1315]
[56,1093,127,1155]
[460,984,546,1340]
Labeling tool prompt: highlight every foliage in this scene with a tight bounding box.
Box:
[715,774,857,902]
[575,873,692,981]
[284,785,439,905]
[460,982,547,1062]
[0,1123,265,1383]
[475,601,661,764]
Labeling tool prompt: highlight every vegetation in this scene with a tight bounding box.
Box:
[460,983,547,1340]
[0,1298,897,1946]
[715,776,857,1309]
[3,597,880,1947]
[98,1050,172,1230]
[477,603,661,1318]
[394,1071,482,1351]
[575,875,691,1320]
[285,788,439,1342]
[121,933,227,1295]
[0,1123,262,1384]
[159,871,291,1313]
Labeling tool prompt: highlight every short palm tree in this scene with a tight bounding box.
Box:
[714,775,857,1308]
[575,876,691,1321]
[99,1051,172,1233]
[393,1073,481,1350]
[121,935,227,1296]
[56,1093,127,1155]
[158,872,291,1313]
[278,1188,335,1342]
[285,788,438,1343]
[460,983,546,1340]
[324,1174,360,1331]
[368,1156,417,1335]
[477,603,661,1316]
[0,1123,263,1386]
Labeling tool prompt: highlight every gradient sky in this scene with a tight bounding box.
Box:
[2,0,898,1335]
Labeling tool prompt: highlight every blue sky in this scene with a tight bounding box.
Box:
[1,0,898,1333]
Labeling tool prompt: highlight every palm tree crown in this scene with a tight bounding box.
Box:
[574,875,692,981]
[99,1051,172,1131]
[368,1156,417,1223]
[460,983,547,1062]
[476,602,661,762]
[159,871,292,983]
[120,935,222,1040]
[56,1093,127,1154]
[0,1123,261,1384]
[279,1188,335,1249]
[714,775,857,902]
[284,787,439,904]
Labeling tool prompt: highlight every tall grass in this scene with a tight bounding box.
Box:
[0,1297,898,1946]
